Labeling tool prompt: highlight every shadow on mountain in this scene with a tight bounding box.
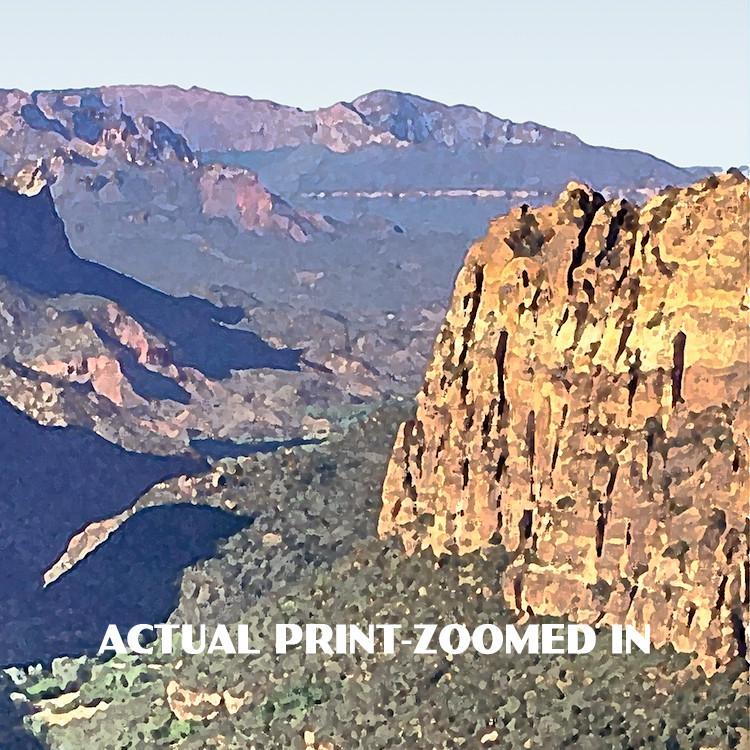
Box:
[0,503,250,667]
[0,396,252,666]
[0,396,205,588]
[118,344,192,403]
[94,324,192,404]
[0,673,45,750]
[0,501,249,748]
[0,186,299,379]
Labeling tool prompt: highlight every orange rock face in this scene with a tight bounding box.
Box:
[379,171,750,674]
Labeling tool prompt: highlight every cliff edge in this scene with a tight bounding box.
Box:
[379,171,749,674]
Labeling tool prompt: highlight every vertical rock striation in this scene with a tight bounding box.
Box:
[380,171,750,673]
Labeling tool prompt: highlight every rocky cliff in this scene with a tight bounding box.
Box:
[379,171,749,674]
[198,163,335,240]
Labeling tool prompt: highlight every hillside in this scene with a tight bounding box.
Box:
[3,174,747,750]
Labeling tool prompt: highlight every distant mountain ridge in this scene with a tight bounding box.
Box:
[1,84,716,207]
[96,85,701,166]
[0,88,195,192]
[80,85,713,202]
[6,85,706,184]
[92,84,579,153]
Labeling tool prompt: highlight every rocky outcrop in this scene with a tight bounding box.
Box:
[198,163,335,241]
[350,90,577,149]
[380,171,749,674]
[165,680,250,721]
[30,352,127,405]
[0,88,196,190]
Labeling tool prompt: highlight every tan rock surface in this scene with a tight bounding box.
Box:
[165,680,251,722]
[380,171,750,673]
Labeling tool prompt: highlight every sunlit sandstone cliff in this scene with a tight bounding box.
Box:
[379,171,749,673]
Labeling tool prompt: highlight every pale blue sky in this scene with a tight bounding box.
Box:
[4,1,748,167]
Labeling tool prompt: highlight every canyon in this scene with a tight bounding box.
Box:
[0,83,746,747]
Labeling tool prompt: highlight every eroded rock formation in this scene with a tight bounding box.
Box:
[380,171,750,674]
[198,163,335,241]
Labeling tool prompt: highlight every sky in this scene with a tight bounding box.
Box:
[3,1,748,167]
